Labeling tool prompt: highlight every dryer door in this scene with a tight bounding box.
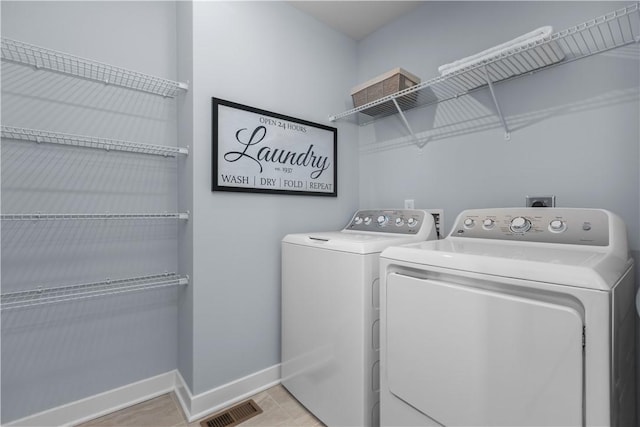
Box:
[386,273,584,426]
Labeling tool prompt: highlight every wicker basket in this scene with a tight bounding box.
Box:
[350,68,420,116]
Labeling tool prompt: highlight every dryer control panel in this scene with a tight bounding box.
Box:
[346,209,442,236]
[452,208,610,246]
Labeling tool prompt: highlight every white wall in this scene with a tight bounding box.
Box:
[183,1,359,394]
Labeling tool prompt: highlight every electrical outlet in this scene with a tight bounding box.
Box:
[404,199,415,209]
[526,195,556,207]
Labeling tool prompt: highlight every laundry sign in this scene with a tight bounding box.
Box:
[212,98,337,197]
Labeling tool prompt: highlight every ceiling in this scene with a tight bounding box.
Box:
[288,1,424,40]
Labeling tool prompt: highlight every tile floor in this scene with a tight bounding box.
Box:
[76,384,324,427]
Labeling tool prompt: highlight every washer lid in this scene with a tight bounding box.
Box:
[283,231,430,254]
[381,239,632,290]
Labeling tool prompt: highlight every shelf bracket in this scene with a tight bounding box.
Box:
[391,98,426,148]
[482,65,510,141]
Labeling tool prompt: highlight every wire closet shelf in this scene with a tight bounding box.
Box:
[0,212,190,221]
[0,273,189,311]
[329,2,640,125]
[1,38,189,97]
[1,126,189,157]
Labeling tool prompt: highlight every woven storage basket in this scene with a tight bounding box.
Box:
[350,68,420,116]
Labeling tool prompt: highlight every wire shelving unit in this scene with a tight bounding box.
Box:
[1,126,189,157]
[1,37,188,97]
[330,3,640,141]
[0,212,190,221]
[1,32,190,315]
[0,273,189,311]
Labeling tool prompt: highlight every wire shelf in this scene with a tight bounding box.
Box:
[1,273,189,311]
[0,212,190,221]
[330,2,640,125]
[1,38,188,97]
[1,126,188,157]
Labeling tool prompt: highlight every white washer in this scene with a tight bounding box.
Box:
[282,209,441,427]
[380,208,636,427]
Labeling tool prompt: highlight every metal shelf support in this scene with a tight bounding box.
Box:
[482,65,511,141]
[391,98,427,148]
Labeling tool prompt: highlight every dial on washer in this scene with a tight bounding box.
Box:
[510,217,531,233]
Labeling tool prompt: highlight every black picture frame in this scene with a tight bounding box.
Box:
[212,97,337,197]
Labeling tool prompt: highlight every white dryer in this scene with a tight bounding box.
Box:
[380,208,636,427]
[282,209,441,427]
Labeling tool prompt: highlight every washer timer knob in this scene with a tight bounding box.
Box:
[463,218,475,228]
[510,217,531,233]
[377,215,389,226]
[407,218,418,228]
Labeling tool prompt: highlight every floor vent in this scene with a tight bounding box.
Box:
[200,399,263,427]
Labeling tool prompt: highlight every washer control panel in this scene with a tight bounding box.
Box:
[346,209,439,235]
[453,208,609,246]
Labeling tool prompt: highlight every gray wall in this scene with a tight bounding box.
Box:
[176,0,195,394]
[1,1,182,422]
[184,1,359,394]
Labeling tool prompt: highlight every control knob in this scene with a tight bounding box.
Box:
[377,215,388,226]
[463,218,475,228]
[395,217,405,227]
[407,218,418,228]
[364,217,372,225]
[549,219,566,233]
[510,217,531,233]
[483,219,495,229]
[354,216,363,225]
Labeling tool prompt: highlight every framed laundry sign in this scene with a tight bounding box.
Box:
[212,98,337,197]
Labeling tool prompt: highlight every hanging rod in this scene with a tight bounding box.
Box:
[329,2,640,125]
[1,126,188,157]
[1,38,188,97]
[0,212,190,221]
[0,273,189,311]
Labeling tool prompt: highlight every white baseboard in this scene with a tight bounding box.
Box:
[4,365,281,427]
[175,364,281,422]
[5,371,177,427]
